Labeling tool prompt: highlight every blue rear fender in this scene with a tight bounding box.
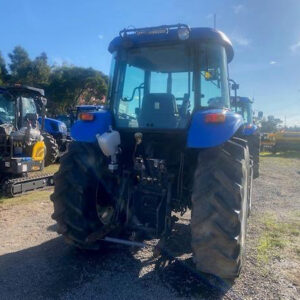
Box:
[242,124,258,136]
[187,109,244,148]
[71,110,112,143]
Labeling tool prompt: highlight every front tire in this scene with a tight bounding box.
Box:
[191,140,249,279]
[42,133,59,167]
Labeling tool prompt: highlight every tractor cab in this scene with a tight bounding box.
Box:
[230,95,260,178]
[72,25,242,149]
[0,92,15,126]
[0,85,46,130]
[108,25,232,131]
[230,96,253,125]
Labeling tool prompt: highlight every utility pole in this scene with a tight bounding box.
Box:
[284,115,287,129]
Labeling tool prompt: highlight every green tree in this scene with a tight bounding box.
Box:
[8,46,31,84]
[29,52,51,85]
[47,66,107,113]
[0,51,9,84]
[260,115,283,132]
[5,46,108,113]
[8,47,50,86]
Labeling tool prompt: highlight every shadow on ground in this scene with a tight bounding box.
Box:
[0,223,234,299]
[151,222,233,299]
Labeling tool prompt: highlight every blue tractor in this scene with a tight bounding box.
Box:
[75,105,105,116]
[41,116,68,163]
[56,105,105,133]
[51,25,252,279]
[230,95,260,178]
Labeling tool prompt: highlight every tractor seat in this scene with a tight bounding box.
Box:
[139,93,179,128]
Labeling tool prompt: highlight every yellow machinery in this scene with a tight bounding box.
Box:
[0,85,54,197]
[261,131,300,152]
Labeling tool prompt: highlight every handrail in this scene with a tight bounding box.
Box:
[119,24,190,38]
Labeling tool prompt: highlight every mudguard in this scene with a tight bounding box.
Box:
[187,109,244,148]
[243,124,258,136]
[71,110,112,142]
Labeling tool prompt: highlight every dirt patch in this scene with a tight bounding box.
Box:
[0,190,56,255]
[0,155,299,299]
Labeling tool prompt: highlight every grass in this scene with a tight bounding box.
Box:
[260,151,300,168]
[260,151,300,160]
[257,213,300,264]
[43,163,60,174]
[0,189,53,207]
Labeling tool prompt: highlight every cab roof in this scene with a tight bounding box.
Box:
[109,26,234,62]
[0,85,45,97]
[231,96,253,105]
[76,105,104,110]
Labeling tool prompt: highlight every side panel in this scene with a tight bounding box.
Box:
[71,110,112,143]
[39,117,67,135]
[187,109,244,148]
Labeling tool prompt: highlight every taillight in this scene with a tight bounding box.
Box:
[79,112,95,121]
[205,113,226,123]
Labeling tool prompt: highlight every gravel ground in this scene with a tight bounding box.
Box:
[0,154,299,300]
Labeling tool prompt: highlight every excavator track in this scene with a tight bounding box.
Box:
[1,173,54,197]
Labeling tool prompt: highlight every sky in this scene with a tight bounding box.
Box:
[1,0,300,125]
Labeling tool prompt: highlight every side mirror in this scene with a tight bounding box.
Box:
[41,97,47,106]
[231,83,239,90]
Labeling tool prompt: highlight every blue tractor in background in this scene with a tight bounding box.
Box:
[41,116,68,162]
[75,105,105,116]
[56,105,105,133]
[230,93,260,179]
[51,25,252,279]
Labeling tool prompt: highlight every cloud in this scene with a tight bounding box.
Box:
[231,33,251,46]
[270,61,277,65]
[290,41,300,53]
[230,62,268,75]
[98,34,104,40]
[233,4,244,14]
[53,57,64,66]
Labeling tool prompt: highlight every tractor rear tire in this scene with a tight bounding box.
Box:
[247,135,260,179]
[51,142,107,249]
[191,140,249,279]
[43,133,59,167]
